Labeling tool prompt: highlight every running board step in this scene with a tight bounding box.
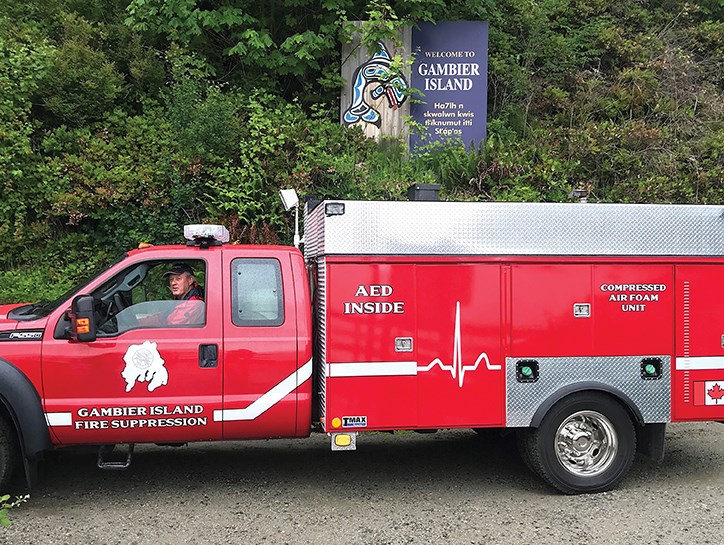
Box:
[97,444,134,470]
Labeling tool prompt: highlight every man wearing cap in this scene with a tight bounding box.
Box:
[164,263,205,325]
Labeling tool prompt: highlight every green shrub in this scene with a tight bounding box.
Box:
[0,494,29,527]
[38,14,125,126]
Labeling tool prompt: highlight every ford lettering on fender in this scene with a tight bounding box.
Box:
[0,197,722,495]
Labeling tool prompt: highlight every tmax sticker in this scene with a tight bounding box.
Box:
[342,416,367,428]
[122,341,168,392]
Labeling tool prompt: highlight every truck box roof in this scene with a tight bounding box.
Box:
[304,200,724,258]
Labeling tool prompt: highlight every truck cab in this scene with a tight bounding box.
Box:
[0,226,313,488]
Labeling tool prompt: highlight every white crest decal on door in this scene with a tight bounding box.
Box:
[122,341,168,393]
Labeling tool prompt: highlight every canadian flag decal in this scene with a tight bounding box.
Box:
[693,381,724,406]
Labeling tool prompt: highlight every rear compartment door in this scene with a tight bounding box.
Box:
[674,265,724,421]
[324,262,419,430]
[415,264,505,427]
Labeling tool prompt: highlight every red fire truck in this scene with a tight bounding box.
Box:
[0,194,722,494]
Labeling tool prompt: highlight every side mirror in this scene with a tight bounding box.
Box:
[69,295,97,342]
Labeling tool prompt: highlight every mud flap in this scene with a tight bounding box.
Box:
[636,423,666,463]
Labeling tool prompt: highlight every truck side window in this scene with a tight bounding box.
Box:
[231,258,284,327]
[95,260,206,336]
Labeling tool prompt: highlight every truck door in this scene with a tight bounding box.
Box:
[42,253,223,445]
[218,250,302,439]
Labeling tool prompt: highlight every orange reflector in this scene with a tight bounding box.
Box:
[76,318,90,334]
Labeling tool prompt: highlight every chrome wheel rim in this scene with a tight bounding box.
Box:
[555,410,618,476]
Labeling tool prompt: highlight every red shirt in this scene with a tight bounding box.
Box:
[166,283,204,325]
[166,296,204,325]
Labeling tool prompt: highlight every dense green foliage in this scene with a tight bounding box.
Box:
[0,0,721,303]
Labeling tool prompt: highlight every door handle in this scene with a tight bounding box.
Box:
[199,344,218,368]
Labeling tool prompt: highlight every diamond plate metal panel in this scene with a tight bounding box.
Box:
[303,201,724,257]
[303,203,326,261]
[506,356,671,427]
[316,257,328,422]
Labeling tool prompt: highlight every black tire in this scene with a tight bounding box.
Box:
[0,417,19,491]
[517,392,636,494]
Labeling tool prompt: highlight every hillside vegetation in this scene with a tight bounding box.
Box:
[1,0,722,302]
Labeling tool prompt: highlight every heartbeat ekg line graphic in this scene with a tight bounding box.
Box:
[417,301,501,387]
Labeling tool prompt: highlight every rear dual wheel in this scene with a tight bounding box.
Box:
[518,392,636,494]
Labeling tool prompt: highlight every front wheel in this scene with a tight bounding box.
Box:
[518,392,636,494]
[0,417,19,491]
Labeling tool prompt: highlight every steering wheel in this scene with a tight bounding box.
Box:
[113,293,127,312]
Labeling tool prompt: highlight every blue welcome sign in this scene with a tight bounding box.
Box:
[410,21,488,150]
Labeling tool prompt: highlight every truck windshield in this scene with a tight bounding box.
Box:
[8,253,128,321]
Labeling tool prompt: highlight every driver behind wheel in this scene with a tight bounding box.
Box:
[162,263,205,325]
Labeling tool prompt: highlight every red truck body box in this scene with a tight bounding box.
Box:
[305,201,724,433]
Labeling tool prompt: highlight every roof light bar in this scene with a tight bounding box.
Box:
[184,225,230,246]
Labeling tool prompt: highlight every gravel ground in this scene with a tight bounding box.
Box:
[1,421,722,545]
